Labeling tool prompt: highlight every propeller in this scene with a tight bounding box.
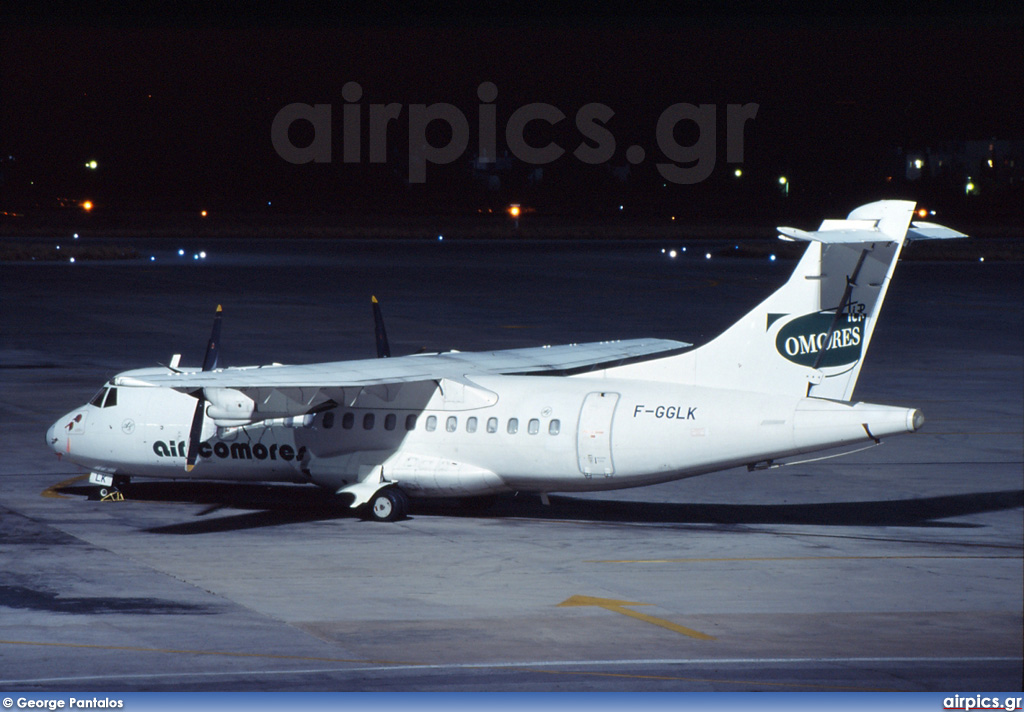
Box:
[372,295,391,358]
[203,304,223,371]
[185,305,223,472]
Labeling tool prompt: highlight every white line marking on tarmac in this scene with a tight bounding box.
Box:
[2,656,1020,685]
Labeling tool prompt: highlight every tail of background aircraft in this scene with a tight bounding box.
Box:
[605,200,966,400]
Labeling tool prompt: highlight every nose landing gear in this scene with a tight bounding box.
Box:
[89,473,130,502]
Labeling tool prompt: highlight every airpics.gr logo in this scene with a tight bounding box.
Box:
[775,308,865,368]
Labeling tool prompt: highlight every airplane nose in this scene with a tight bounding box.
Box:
[46,421,61,451]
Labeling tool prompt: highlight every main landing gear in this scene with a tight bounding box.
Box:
[363,487,410,522]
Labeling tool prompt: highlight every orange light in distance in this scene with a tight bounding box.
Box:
[81,200,93,212]
[201,210,208,217]
[917,208,928,218]
[508,204,521,218]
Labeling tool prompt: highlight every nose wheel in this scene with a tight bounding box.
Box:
[97,487,125,502]
[91,475,130,501]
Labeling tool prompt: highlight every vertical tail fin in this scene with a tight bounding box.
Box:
[606,200,966,400]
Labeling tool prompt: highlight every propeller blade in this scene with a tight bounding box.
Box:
[186,305,223,471]
[184,393,205,472]
[202,304,223,371]
[372,295,391,358]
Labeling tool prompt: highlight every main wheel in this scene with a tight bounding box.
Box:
[367,488,407,522]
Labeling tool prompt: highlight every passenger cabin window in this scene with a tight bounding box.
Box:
[405,414,417,431]
[549,419,561,435]
[528,418,540,435]
[446,416,458,432]
[363,413,375,430]
[507,418,519,434]
[322,411,335,429]
[425,415,437,432]
[342,412,354,429]
[466,416,478,433]
[486,417,498,433]
[385,413,397,431]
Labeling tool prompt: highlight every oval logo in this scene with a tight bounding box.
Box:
[775,311,864,368]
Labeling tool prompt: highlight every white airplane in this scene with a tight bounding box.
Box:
[46,200,966,521]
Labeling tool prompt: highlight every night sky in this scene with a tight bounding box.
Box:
[2,5,1022,219]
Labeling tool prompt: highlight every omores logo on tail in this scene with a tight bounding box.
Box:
[774,306,865,368]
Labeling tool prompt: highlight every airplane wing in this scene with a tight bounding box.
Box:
[115,339,691,424]
[121,338,689,390]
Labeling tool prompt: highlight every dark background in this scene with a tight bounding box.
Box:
[2,3,1022,226]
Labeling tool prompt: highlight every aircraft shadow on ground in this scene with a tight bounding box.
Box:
[55,482,1024,535]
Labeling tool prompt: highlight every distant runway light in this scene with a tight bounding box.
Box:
[770,254,777,262]
[200,210,208,217]
[199,251,207,259]
[193,253,199,260]
[438,234,444,241]
[979,256,985,262]
[661,248,666,253]
[73,233,79,239]
[669,250,677,258]
[150,256,156,262]
[178,249,185,256]
[69,257,75,263]
[705,253,712,260]
[681,247,686,252]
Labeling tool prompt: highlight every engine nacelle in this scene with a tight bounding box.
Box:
[204,387,255,424]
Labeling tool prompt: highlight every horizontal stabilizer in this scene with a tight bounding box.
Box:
[907,221,969,241]
[777,226,888,244]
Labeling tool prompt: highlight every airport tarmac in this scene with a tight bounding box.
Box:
[1,236,1021,691]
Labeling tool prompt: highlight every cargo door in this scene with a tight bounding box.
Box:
[576,392,619,477]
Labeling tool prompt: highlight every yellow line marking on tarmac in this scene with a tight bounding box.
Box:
[557,595,715,640]
[919,431,1022,435]
[589,555,1023,564]
[41,474,90,499]
[527,668,895,691]
[0,639,421,667]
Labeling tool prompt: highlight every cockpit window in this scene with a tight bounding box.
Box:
[103,387,117,407]
[90,388,108,407]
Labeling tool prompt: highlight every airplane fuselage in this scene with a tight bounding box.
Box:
[48,373,920,498]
